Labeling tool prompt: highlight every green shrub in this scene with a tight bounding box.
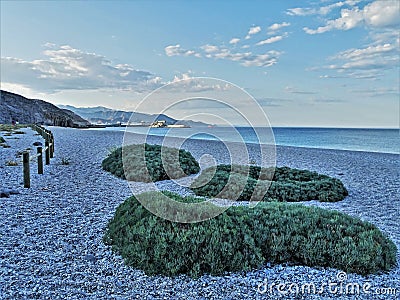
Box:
[102,143,200,182]
[0,124,26,132]
[104,192,397,277]
[0,136,5,143]
[190,165,348,202]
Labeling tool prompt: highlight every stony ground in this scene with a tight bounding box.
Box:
[0,126,399,299]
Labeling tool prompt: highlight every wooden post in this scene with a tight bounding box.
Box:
[51,134,55,153]
[23,152,30,188]
[45,141,50,165]
[37,147,43,174]
[49,136,54,158]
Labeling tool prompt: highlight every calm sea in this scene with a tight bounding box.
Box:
[97,126,399,154]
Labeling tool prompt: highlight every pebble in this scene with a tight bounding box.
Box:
[0,126,398,299]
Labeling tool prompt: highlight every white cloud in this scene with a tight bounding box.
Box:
[164,41,282,68]
[165,44,182,56]
[229,38,240,44]
[329,42,399,71]
[245,25,261,39]
[287,0,360,16]
[268,22,290,32]
[165,44,200,57]
[201,44,219,53]
[319,32,399,80]
[363,0,400,27]
[208,48,281,67]
[334,43,396,60]
[304,8,364,34]
[304,0,400,34]
[242,53,280,67]
[1,44,159,93]
[285,86,317,94]
[256,35,284,46]
[295,1,399,80]
[350,87,399,97]
[248,25,261,35]
[166,73,232,93]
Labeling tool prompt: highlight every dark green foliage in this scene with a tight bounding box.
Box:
[0,136,5,143]
[104,192,397,277]
[190,165,348,202]
[0,124,26,132]
[102,143,200,182]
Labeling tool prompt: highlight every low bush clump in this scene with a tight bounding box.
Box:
[102,143,200,182]
[0,136,5,143]
[190,165,348,202]
[104,192,397,277]
[0,124,26,132]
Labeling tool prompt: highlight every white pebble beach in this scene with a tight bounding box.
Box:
[0,126,399,299]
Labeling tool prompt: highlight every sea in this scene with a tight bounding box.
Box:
[96,126,400,155]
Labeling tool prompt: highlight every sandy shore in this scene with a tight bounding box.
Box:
[0,126,399,299]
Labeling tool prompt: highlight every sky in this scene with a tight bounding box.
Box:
[1,0,399,127]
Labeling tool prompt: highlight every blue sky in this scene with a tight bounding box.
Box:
[1,0,399,127]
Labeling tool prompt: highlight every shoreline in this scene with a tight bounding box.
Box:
[0,126,399,299]
[85,126,400,155]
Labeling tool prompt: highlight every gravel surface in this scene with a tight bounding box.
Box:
[0,126,399,300]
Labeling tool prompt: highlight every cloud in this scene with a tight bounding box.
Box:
[200,44,219,53]
[350,87,399,97]
[212,49,281,67]
[327,41,399,75]
[319,72,382,80]
[333,43,396,61]
[297,1,399,80]
[312,98,345,103]
[285,86,317,94]
[267,22,290,32]
[229,38,240,44]
[165,73,232,93]
[245,25,261,39]
[1,44,160,93]
[165,44,201,57]
[303,0,400,34]
[256,35,284,46]
[287,0,360,16]
[164,42,281,68]
[256,97,292,107]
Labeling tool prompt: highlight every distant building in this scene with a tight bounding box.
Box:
[151,120,167,128]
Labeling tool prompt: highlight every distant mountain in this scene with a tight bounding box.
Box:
[0,90,90,127]
[58,105,210,127]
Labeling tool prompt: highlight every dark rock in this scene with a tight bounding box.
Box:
[84,254,97,263]
[0,191,10,198]
[6,189,20,195]
[33,142,43,146]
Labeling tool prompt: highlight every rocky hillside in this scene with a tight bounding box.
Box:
[58,105,210,127]
[0,90,90,127]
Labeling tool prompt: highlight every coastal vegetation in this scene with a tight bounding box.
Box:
[0,124,27,132]
[190,165,348,202]
[102,143,200,182]
[104,192,397,277]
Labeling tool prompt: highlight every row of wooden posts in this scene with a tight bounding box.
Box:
[22,124,55,188]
